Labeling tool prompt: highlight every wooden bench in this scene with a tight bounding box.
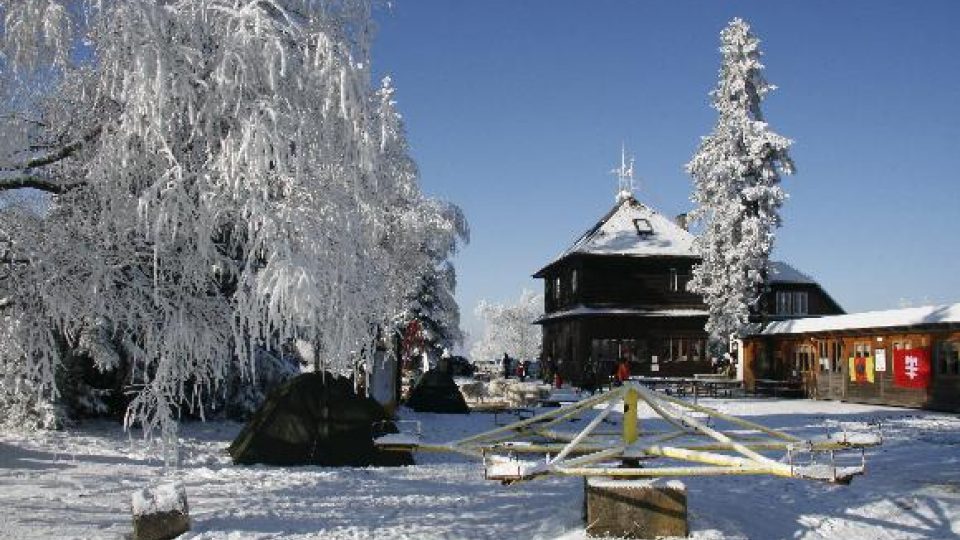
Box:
[753,379,804,398]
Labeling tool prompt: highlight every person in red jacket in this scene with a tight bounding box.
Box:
[614,357,630,386]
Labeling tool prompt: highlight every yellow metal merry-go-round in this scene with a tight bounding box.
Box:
[375,382,881,485]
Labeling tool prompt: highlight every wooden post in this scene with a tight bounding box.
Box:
[623,387,638,445]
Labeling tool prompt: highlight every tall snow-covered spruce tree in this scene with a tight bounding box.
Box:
[687,18,795,350]
[0,1,466,445]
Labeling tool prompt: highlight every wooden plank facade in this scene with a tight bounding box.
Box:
[532,194,843,387]
[534,196,711,385]
[743,319,960,412]
[538,254,711,383]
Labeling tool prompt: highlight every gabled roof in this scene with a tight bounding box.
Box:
[765,261,845,314]
[534,196,696,276]
[768,261,815,284]
[761,302,960,335]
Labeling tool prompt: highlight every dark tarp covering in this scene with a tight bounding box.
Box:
[405,367,470,414]
[228,372,413,466]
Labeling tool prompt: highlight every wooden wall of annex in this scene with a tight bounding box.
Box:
[743,329,960,412]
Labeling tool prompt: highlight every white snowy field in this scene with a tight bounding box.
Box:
[1,398,958,540]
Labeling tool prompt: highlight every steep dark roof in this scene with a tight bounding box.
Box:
[768,261,815,284]
[534,195,696,277]
[766,261,845,314]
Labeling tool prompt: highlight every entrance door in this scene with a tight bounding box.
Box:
[794,344,817,397]
[815,339,845,400]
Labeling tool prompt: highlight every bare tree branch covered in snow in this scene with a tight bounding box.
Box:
[687,18,795,350]
[0,1,466,445]
[377,77,469,356]
[470,290,543,363]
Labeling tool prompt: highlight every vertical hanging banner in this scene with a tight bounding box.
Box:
[849,356,875,383]
[893,348,931,388]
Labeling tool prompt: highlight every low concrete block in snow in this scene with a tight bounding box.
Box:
[584,477,688,539]
[131,482,190,540]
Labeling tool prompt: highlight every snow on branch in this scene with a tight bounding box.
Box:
[0,0,468,444]
[471,290,543,363]
[0,175,85,194]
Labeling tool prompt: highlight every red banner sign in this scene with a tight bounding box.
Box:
[893,348,931,389]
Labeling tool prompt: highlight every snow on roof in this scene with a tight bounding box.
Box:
[761,302,960,335]
[536,305,708,324]
[768,261,816,284]
[558,196,697,260]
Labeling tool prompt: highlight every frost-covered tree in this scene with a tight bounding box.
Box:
[0,1,465,443]
[687,18,795,349]
[374,76,468,361]
[470,290,543,364]
[399,261,465,357]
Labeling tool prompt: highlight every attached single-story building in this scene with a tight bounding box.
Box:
[742,303,960,412]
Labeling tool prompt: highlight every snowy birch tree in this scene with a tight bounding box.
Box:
[0,1,465,441]
[687,18,795,349]
[470,290,542,363]
[375,77,469,357]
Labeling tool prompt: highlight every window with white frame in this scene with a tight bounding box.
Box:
[831,341,843,372]
[776,291,809,315]
[794,292,808,315]
[818,340,829,372]
[795,344,815,373]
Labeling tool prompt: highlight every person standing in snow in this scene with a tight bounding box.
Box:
[502,353,511,379]
[516,361,526,382]
[582,360,598,395]
[614,357,631,386]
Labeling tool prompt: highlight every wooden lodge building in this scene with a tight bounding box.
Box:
[532,190,843,386]
[742,303,960,412]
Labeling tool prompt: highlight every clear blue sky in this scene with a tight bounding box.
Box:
[371,1,960,348]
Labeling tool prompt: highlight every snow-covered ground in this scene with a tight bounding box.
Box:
[1,398,958,539]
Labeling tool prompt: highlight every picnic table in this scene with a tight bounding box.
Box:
[752,378,804,398]
[632,376,743,403]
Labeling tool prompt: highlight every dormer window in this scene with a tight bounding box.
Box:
[633,218,653,236]
[776,291,808,315]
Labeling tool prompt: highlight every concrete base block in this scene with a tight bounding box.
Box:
[131,482,191,540]
[584,478,688,539]
[132,509,190,540]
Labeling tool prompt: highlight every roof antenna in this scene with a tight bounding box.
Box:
[611,144,635,203]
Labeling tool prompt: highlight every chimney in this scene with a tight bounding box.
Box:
[675,213,689,231]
